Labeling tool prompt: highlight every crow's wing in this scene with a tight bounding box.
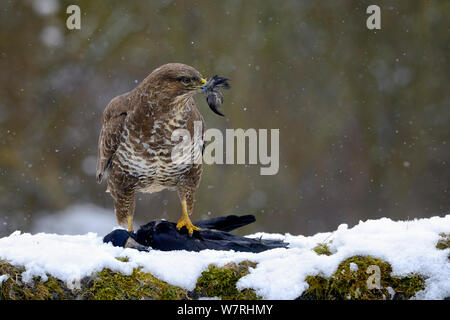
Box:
[194,215,256,232]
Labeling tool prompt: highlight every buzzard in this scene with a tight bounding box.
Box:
[96,63,228,235]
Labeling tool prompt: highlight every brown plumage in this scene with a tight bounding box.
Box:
[97,63,210,234]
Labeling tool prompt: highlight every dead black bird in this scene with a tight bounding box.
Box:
[202,75,230,116]
[103,214,288,253]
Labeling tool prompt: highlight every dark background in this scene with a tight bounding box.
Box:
[0,0,448,237]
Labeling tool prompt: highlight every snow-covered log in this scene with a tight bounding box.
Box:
[0,215,449,300]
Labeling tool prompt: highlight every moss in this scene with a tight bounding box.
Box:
[85,267,188,300]
[300,275,329,300]
[115,256,130,263]
[42,278,66,299]
[436,233,450,250]
[389,274,425,298]
[312,243,332,256]
[194,261,260,300]
[0,260,69,300]
[301,255,425,300]
[2,259,261,300]
[0,259,187,300]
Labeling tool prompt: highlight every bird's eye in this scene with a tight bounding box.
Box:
[179,77,192,86]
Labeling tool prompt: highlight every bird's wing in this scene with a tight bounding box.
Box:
[96,94,130,184]
[201,115,206,155]
[185,97,206,155]
[194,215,256,232]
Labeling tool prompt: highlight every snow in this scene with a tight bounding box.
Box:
[0,215,449,299]
[349,262,358,272]
[0,275,8,284]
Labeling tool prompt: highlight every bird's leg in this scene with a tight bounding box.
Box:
[176,199,199,236]
[111,187,136,232]
[127,216,133,232]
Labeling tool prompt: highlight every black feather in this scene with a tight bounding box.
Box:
[194,215,256,232]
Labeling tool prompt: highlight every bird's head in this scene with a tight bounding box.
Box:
[148,63,207,98]
[144,63,230,116]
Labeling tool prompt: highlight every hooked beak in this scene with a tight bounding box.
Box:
[198,78,207,91]
[189,78,208,91]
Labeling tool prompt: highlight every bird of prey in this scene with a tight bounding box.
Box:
[96,63,228,235]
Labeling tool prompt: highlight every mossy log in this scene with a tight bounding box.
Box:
[2,234,449,300]
[0,260,259,300]
[0,255,429,300]
[300,256,425,300]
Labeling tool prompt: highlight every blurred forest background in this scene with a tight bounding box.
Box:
[0,0,449,237]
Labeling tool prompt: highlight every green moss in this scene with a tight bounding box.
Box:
[0,260,68,300]
[42,278,66,299]
[389,274,425,298]
[436,233,450,250]
[312,243,332,256]
[1,259,261,300]
[0,259,187,300]
[194,261,260,300]
[302,255,425,300]
[85,267,188,300]
[115,256,130,262]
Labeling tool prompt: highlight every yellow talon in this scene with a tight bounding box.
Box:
[176,200,199,235]
[176,216,199,235]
